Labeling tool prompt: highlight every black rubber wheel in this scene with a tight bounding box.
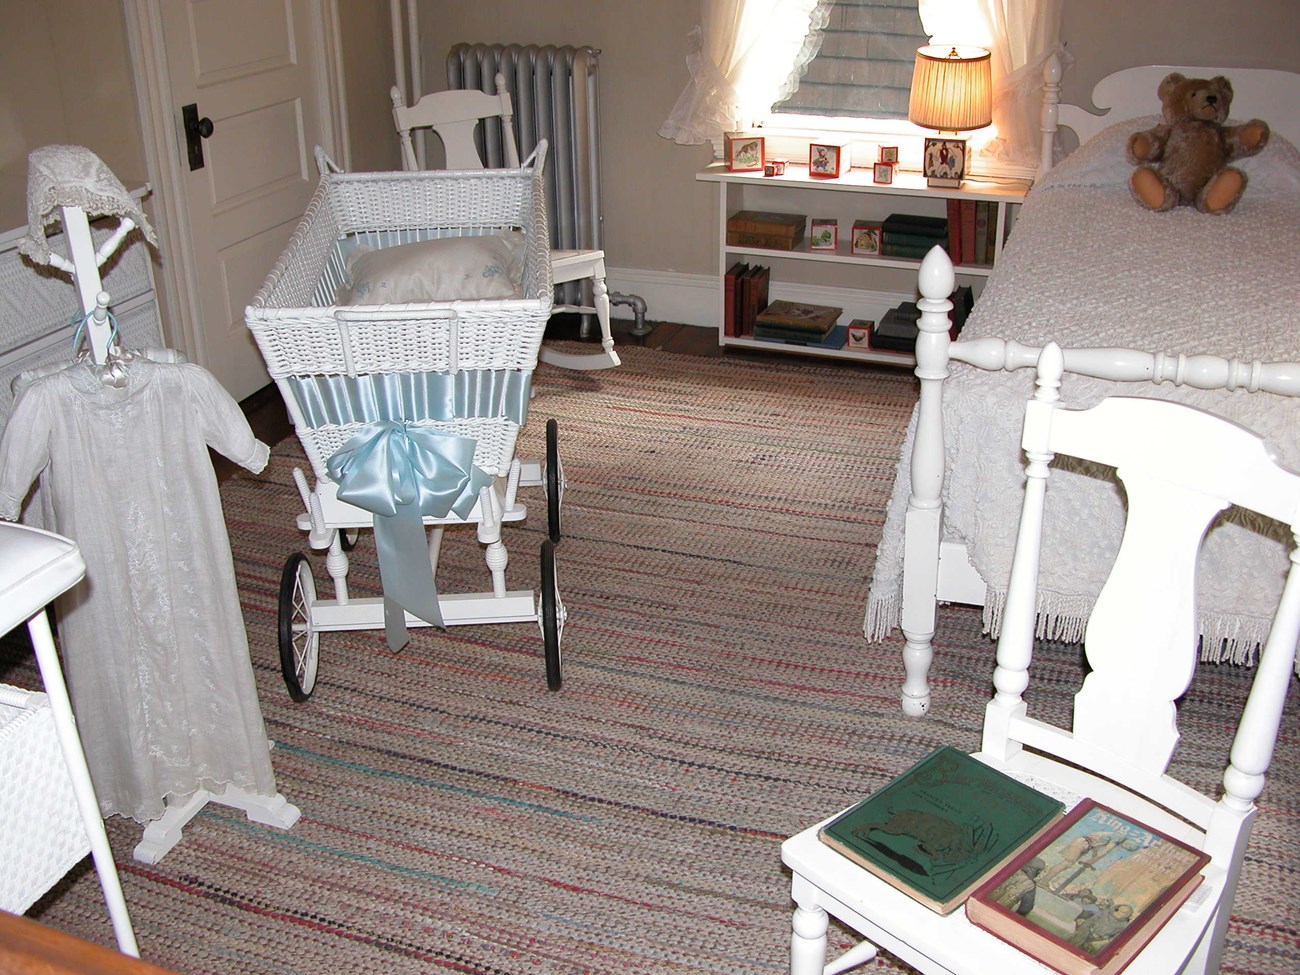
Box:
[545,418,563,545]
[338,527,360,552]
[278,552,320,702]
[540,539,562,691]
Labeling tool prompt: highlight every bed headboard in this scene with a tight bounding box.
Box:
[1040,54,1300,179]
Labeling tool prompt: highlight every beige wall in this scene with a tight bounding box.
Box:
[336,0,402,173]
[0,0,1294,297]
[0,0,146,231]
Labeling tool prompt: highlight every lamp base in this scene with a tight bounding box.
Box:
[922,136,968,190]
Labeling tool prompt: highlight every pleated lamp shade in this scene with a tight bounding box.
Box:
[908,45,993,132]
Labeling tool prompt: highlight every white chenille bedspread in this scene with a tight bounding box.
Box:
[866,119,1300,666]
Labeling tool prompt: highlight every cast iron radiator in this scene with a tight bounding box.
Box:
[447,43,646,332]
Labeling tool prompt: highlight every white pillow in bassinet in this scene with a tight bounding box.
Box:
[335,232,526,305]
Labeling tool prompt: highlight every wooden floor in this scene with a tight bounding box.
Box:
[214,316,719,481]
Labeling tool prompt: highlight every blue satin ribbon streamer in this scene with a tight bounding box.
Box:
[326,421,493,650]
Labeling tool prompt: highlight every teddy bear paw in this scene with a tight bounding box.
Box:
[1130,167,1174,211]
[1198,168,1247,214]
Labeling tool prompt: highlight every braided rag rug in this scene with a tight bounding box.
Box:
[6,344,1298,974]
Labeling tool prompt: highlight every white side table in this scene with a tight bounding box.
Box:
[0,521,138,956]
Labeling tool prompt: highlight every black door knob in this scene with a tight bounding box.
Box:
[182,103,215,171]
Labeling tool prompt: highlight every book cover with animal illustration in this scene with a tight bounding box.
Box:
[818,746,1063,914]
[965,800,1209,975]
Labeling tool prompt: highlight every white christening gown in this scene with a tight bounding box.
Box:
[0,353,279,822]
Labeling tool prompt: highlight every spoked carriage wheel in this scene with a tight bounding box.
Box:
[278,552,320,702]
[338,527,360,552]
[545,418,563,545]
[540,539,564,691]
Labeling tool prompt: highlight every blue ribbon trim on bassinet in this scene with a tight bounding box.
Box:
[286,370,531,428]
[326,421,493,651]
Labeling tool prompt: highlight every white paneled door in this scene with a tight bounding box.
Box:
[131,0,338,402]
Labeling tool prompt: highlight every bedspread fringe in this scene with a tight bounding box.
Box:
[866,587,1299,673]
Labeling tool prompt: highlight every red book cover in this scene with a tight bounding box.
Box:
[946,198,962,264]
[973,202,990,265]
[723,261,747,337]
[738,265,759,335]
[959,201,977,266]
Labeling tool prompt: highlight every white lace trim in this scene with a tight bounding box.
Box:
[17,145,156,265]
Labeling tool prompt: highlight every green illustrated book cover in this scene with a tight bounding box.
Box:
[818,746,1064,915]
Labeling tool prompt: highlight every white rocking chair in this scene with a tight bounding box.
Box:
[782,342,1299,975]
[390,75,622,371]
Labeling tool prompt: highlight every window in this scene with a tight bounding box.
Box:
[774,0,927,121]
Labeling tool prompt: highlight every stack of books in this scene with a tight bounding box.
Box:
[752,299,844,348]
[870,286,974,353]
[882,213,948,260]
[819,747,1211,975]
[945,199,1001,266]
[722,262,770,337]
[870,302,921,352]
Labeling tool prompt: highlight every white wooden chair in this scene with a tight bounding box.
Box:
[390,75,621,371]
[0,522,138,956]
[782,342,1300,975]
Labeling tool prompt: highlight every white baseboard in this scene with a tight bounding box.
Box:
[606,265,914,332]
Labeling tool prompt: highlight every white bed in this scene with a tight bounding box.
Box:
[865,56,1300,715]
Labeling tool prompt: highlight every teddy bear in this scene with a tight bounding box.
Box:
[1126,72,1270,214]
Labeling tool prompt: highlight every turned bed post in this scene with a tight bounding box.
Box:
[899,248,955,716]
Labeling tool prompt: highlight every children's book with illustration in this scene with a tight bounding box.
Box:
[965,800,1210,975]
[818,746,1064,915]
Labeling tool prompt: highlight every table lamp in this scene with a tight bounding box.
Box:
[908,45,992,188]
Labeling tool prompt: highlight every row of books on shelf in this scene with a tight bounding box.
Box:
[946,198,1002,267]
[818,746,1210,975]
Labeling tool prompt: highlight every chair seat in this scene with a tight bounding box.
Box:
[0,523,86,636]
[783,804,1223,975]
[550,248,605,285]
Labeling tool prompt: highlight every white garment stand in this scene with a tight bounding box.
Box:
[48,201,301,864]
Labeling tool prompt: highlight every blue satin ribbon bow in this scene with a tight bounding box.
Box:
[326,421,493,650]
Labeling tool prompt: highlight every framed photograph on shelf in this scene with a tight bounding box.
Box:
[923,137,967,188]
[872,162,895,185]
[879,146,899,165]
[725,133,765,173]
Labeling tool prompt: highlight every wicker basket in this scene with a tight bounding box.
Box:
[245,148,553,482]
[0,687,89,913]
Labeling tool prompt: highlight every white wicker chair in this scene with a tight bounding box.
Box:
[0,522,137,956]
[390,75,621,371]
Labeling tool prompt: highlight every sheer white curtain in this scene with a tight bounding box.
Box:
[658,0,832,145]
[918,0,1066,170]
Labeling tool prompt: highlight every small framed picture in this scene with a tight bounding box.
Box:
[879,146,899,165]
[923,137,967,188]
[873,162,895,185]
[725,133,765,173]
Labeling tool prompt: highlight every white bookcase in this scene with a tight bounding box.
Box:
[696,162,1030,366]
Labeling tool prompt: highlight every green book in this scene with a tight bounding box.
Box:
[818,746,1064,915]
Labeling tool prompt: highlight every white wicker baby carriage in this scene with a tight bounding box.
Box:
[245,144,566,698]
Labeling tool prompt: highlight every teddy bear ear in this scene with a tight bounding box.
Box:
[1158,72,1186,99]
[1211,76,1233,96]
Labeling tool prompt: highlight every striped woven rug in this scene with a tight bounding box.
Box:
[11,344,1299,974]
